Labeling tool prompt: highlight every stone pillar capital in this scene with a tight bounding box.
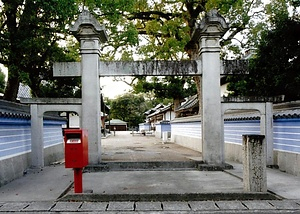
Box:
[191,9,228,45]
[70,10,108,43]
[194,10,228,54]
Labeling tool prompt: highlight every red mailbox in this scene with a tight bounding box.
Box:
[64,129,88,193]
[64,129,88,168]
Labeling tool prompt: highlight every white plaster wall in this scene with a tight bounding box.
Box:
[171,116,202,152]
[221,83,230,97]
[164,111,175,121]
[155,124,162,138]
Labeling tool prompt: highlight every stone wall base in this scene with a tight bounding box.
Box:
[0,143,64,187]
[225,142,300,177]
[172,135,202,153]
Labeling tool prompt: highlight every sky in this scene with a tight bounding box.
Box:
[100,77,132,99]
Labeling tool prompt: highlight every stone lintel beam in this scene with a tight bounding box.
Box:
[70,10,108,43]
[53,60,201,77]
[99,60,201,76]
[53,62,81,77]
[53,59,251,77]
[20,98,82,105]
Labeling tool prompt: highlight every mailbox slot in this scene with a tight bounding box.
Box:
[66,133,81,144]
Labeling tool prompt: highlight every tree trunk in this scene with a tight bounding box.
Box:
[193,76,202,114]
[3,2,21,102]
[3,67,19,102]
[173,98,181,118]
[186,40,202,115]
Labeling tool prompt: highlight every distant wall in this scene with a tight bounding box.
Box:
[170,115,202,152]
[139,123,151,132]
[155,121,171,138]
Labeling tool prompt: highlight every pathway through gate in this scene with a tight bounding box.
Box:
[101,131,202,162]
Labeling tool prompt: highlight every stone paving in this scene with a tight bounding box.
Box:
[0,200,300,213]
[102,131,203,162]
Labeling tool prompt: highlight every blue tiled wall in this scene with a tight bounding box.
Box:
[0,117,66,160]
[224,120,260,145]
[224,118,300,154]
[273,118,300,153]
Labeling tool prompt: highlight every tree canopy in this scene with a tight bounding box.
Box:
[0,0,79,101]
[227,1,300,101]
[108,93,150,127]
[1,0,298,104]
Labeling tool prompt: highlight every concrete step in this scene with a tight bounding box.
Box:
[85,161,204,172]
[85,161,234,172]
[59,192,280,202]
[197,162,234,171]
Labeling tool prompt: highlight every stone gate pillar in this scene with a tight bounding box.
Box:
[70,11,108,164]
[194,10,228,164]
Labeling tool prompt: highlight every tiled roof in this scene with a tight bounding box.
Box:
[0,99,66,121]
[175,94,198,112]
[274,110,300,119]
[147,103,172,118]
[224,108,300,121]
[144,103,165,115]
[105,119,127,125]
[0,100,30,118]
[176,95,300,120]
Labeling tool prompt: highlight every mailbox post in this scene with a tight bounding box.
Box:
[64,129,88,193]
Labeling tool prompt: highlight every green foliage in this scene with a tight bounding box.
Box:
[0,0,79,101]
[31,41,81,98]
[109,93,148,127]
[227,17,300,101]
[2,0,295,104]
[265,0,289,24]
[132,76,197,100]
[85,0,274,105]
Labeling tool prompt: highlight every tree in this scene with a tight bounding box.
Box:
[227,17,300,101]
[227,1,300,101]
[0,0,277,104]
[109,93,149,127]
[0,70,5,94]
[0,0,79,101]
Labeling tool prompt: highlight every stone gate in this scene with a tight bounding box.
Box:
[23,10,273,168]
